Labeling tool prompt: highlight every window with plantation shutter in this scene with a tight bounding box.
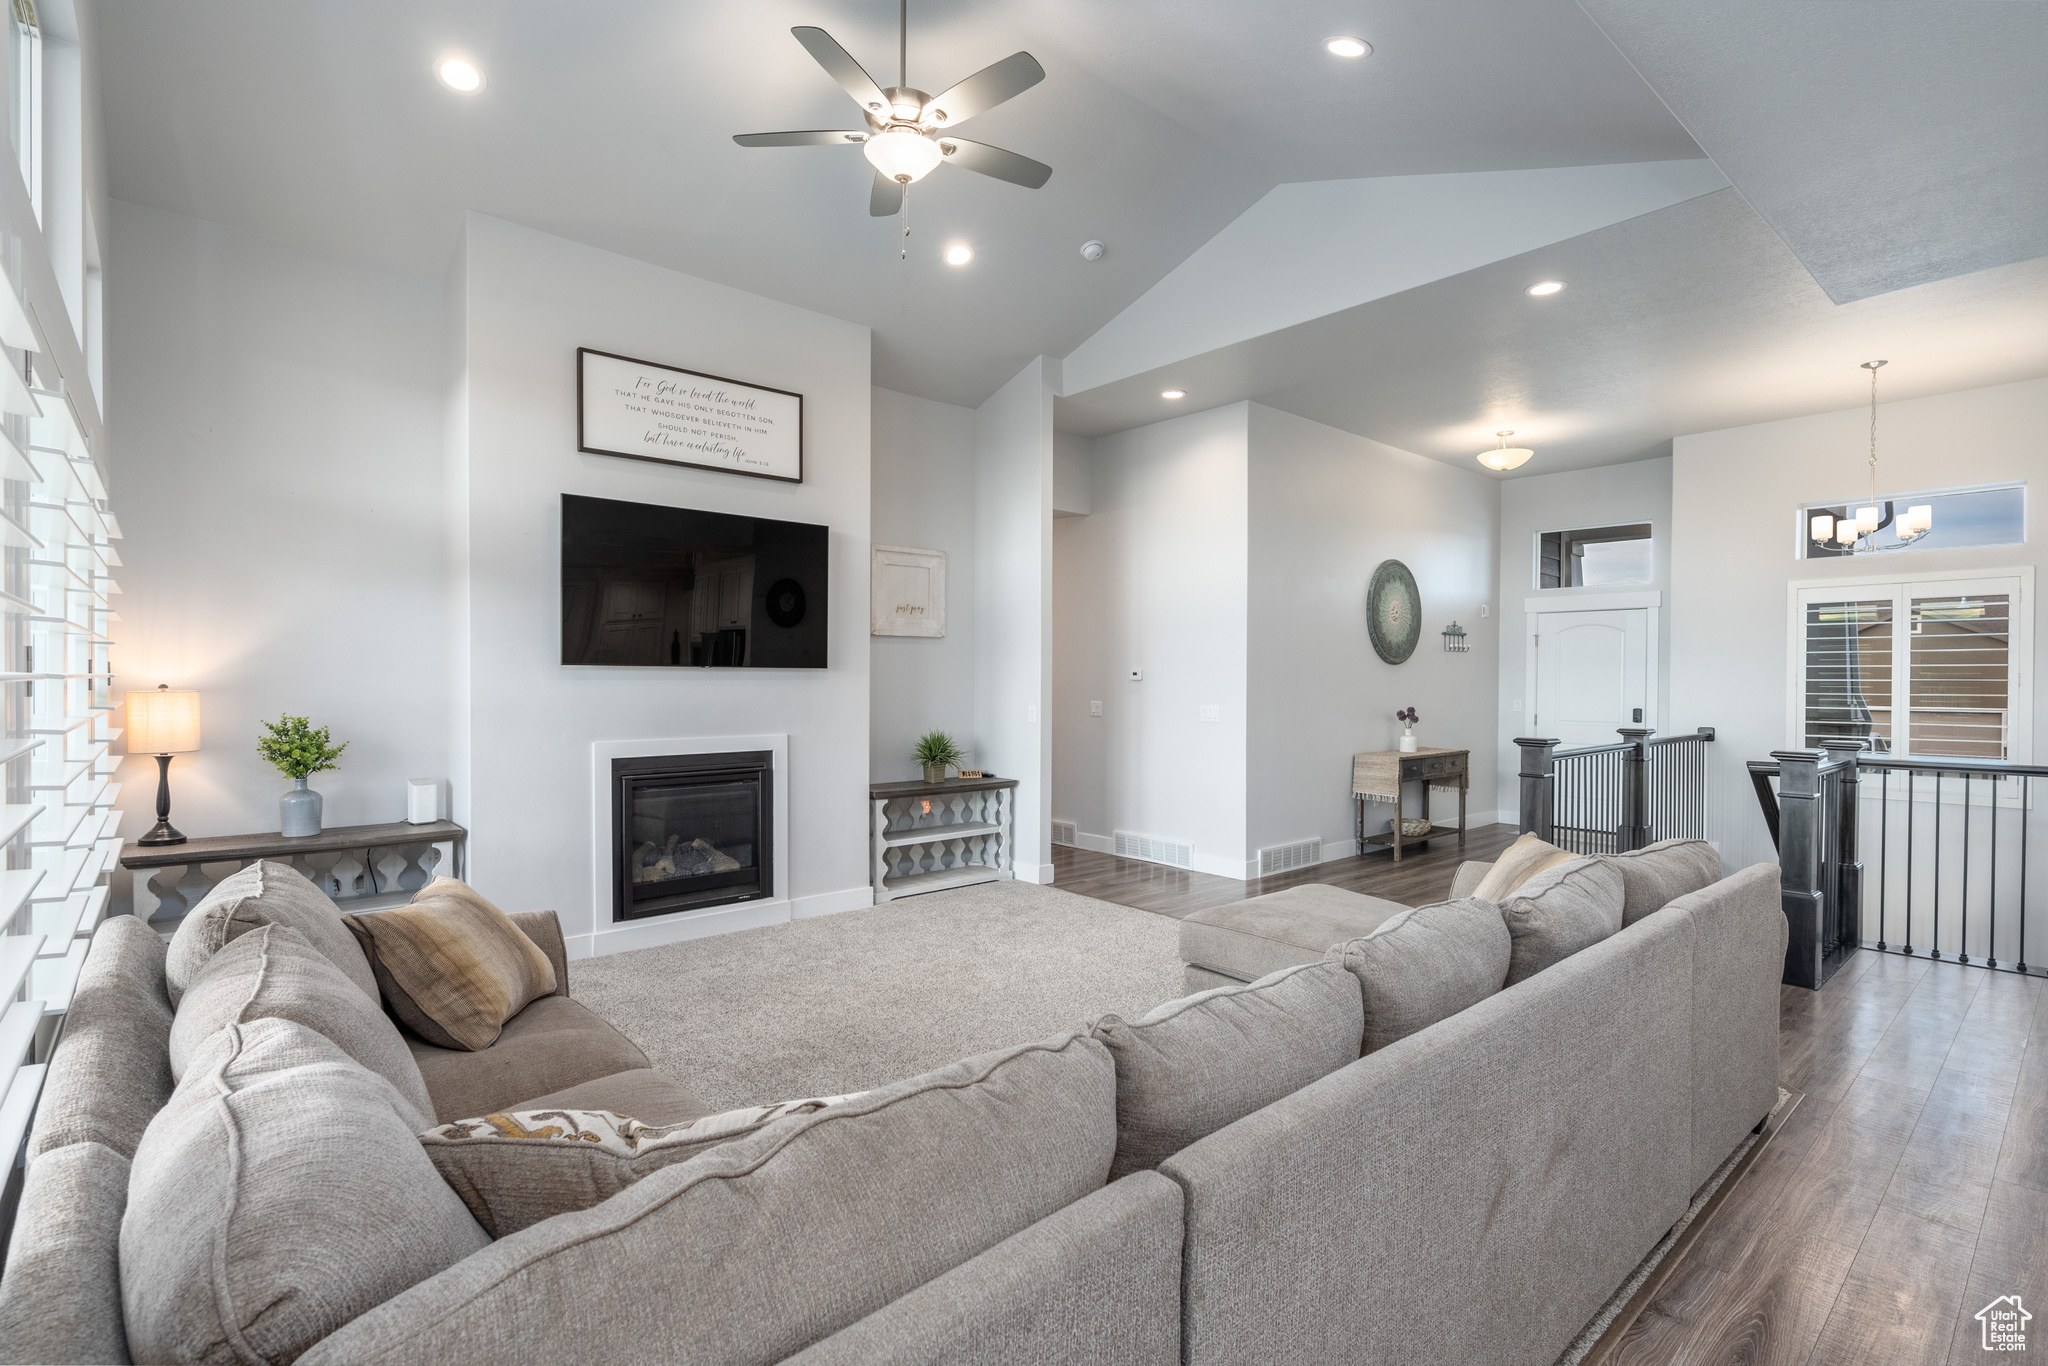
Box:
[1792,572,2030,762]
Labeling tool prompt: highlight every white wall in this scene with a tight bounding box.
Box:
[870,386,977,782]
[1054,403,1250,877]
[1053,430,1093,516]
[972,358,1056,883]
[107,201,450,862]
[1247,404,1501,865]
[453,214,872,957]
[1496,456,1674,814]
[1671,377,2048,876]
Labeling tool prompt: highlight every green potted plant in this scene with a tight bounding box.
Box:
[258,715,349,837]
[913,730,965,784]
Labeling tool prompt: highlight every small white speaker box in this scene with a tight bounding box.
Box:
[406,778,440,825]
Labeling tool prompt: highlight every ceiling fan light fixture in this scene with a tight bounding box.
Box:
[864,125,943,184]
[1478,430,1534,471]
[1326,37,1370,58]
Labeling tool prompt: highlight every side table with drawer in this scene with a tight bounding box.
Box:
[1350,748,1469,863]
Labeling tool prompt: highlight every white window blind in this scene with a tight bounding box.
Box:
[1793,572,2030,761]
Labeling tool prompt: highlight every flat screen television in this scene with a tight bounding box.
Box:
[561,494,828,669]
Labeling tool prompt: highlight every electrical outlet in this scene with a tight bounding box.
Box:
[1512,699,1522,712]
[1480,604,1490,618]
[1199,704,1220,723]
[1128,668,1144,681]
[1026,704,1039,724]
[1090,700,1103,716]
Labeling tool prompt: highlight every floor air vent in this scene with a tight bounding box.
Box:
[1113,831,1193,868]
[1051,820,1078,847]
[1258,838,1322,877]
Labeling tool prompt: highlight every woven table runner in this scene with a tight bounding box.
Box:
[1351,748,1467,804]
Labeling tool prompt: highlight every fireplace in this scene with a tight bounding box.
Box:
[611,751,772,921]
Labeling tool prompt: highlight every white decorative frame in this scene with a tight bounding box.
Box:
[871,545,947,637]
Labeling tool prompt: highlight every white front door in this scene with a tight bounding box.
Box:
[1533,609,1650,749]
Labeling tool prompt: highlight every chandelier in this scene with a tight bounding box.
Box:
[1808,360,1931,555]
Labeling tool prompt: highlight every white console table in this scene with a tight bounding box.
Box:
[869,776,1017,902]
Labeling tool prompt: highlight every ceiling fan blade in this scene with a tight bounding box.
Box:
[923,51,1045,127]
[733,130,870,148]
[791,26,890,118]
[870,171,904,218]
[936,138,1052,189]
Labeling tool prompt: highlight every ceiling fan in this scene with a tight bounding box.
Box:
[733,0,1051,218]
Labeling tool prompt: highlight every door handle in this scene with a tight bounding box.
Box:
[1632,708,1643,723]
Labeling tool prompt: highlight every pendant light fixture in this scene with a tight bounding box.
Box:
[1807,360,1931,555]
[1477,430,1533,471]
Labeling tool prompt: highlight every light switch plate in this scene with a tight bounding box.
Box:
[1090,701,1103,716]
[1026,704,1039,724]
[1199,704,1220,723]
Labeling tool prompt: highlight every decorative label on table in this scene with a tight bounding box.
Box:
[578,348,803,483]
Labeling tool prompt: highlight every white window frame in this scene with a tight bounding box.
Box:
[1787,565,2033,766]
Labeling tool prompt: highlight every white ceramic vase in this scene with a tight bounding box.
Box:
[1398,729,1419,753]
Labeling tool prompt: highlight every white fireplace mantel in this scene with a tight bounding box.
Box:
[587,734,790,958]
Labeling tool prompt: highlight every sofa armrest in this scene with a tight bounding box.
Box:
[508,909,570,998]
[1448,861,1493,901]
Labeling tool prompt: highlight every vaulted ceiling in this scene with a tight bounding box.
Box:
[92,0,2048,469]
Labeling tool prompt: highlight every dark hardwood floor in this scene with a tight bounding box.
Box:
[1052,836,2048,1365]
[1049,821,1522,917]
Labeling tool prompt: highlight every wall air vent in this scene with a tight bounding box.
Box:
[1258,839,1322,877]
[1113,831,1193,868]
[1051,820,1078,847]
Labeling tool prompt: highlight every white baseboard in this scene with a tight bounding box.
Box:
[1071,832,1114,855]
[1065,812,1511,885]
[1021,862,1056,885]
[578,896,791,958]
[792,886,875,919]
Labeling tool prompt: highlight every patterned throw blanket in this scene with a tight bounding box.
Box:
[1351,748,1467,804]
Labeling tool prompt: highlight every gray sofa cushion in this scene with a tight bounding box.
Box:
[27,915,175,1162]
[1667,864,1785,1191]
[1180,884,1409,983]
[120,1017,491,1366]
[406,994,653,1123]
[164,860,378,1006]
[1499,858,1626,986]
[1449,860,1491,901]
[169,922,436,1124]
[296,1033,1117,1366]
[510,1067,709,1126]
[0,1140,135,1365]
[1088,961,1364,1179]
[1326,898,1512,1054]
[1599,838,1725,926]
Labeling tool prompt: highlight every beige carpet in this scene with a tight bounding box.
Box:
[570,879,1186,1110]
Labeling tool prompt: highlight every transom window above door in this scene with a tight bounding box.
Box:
[1793,570,2033,762]
[1537,523,1652,589]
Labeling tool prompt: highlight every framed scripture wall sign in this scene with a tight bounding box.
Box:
[577,347,803,483]
[871,545,946,637]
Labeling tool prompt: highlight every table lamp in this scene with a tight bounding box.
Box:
[129,684,201,847]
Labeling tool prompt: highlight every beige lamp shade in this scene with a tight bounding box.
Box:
[128,687,201,755]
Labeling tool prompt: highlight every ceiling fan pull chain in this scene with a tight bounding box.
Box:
[900,183,910,260]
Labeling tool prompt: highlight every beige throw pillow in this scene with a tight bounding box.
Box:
[1469,832,1581,903]
[423,1096,864,1237]
[343,878,556,1051]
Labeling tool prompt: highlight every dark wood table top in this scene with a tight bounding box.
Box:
[119,819,468,871]
[870,775,1020,799]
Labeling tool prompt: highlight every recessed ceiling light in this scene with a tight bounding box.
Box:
[1527,280,1565,296]
[945,245,973,266]
[1325,37,1371,58]
[437,57,484,93]
[1161,389,1186,400]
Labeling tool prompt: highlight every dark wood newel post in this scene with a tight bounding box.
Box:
[1821,741,1865,958]
[1618,727,1654,852]
[1516,737,1559,842]
[1773,749,1827,989]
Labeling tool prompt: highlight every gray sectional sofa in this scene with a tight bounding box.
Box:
[0,845,1784,1366]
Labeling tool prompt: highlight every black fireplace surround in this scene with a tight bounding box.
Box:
[612,751,772,921]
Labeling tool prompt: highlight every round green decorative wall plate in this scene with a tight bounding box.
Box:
[1367,560,1422,664]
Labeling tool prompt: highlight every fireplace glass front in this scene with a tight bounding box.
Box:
[612,751,771,921]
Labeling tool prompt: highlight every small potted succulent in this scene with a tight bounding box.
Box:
[1396,706,1420,753]
[914,729,965,784]
[258,714,349,837]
